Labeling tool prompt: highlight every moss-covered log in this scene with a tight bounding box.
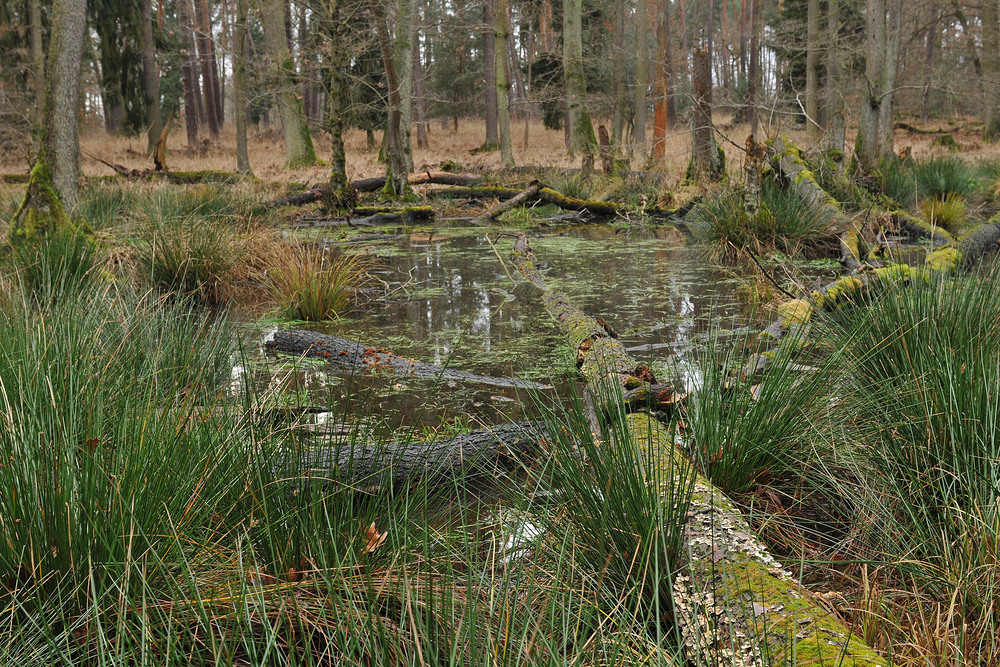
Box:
[424,186,524,200]
[512,234,885,666]
[352,205,435,219]
[469,181,542,224]
[927,215,1000,272]
[537,187,621,217]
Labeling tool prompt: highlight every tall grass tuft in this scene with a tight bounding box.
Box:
[136,219,242,304]
[912,155,977,200]
[266,243,372,321]
[920,192,967,233]
[9,230,100,301]
[690,181,838,260]
[827,266,1000,657]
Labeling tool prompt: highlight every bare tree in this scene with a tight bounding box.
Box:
[235,0,253,175]
[140,0,162,155]
[495,0,514,167]
[633,0,649,158]
[563,0,595,175]
[983,0,1000,140]
[805,0,820,142]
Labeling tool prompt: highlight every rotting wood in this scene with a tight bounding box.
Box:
[264,172,481,208]
[352,205,435,219]
[285,419,552,488]
[424,186,524,201]
[537,186,621,217]
[265,329,550,390]
[511,233,886,666]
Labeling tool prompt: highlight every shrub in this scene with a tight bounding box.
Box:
[266,243,372,321]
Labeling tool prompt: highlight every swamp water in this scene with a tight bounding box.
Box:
[254,223,750,434]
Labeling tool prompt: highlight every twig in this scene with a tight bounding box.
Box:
[738,243,798,299]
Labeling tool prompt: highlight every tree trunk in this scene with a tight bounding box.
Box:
[746,0,762,133]
[920,12,939,125]
[805,0,820,141]
[235,0,252,175]
[564,0,595,176]
[177,0,201,146]
[983,0,1000,141]
[11,0,88,240]
[140,0,162,155]
[259,0,317,167]
[396,0,416,173]
[510,234,888,667]
[652,0,675,162]
[413,26,429,149]
[822,0,843,153]
[686,48,724,182]
[482,0,499,150]
[326,0,352,207]
[495,0,515,167]
[611,0,627,151]
[854,0,902,173]
[633,0,649,159]
[29,0,45,127]
[194,0,221,135]
[373,0,413,198]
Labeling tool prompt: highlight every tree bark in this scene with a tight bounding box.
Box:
[563,0,595,175]
[983,0,1000,140]
[29,0,45,127]
[413,25,429,149]
[259,0,317,167]
[482,0,499,149]
[395,0,416,172]
[235,0,252,175]
[746,0,762,133]
[854,0,902,173]
[920,11,939,125]
[11,0,88,240]
[326,0,352,207]
[194,0,222,135]
[495,0,515,167]
[822,0,844,154]
[633,0,649,159]
[805,0,820,142]
[652,0,675,161]
[373,0,413,197]
[140,0,162,155]
[177,0,202,146]
[611,0,627,152]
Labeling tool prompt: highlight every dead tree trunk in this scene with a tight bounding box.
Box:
[686,48,724,182]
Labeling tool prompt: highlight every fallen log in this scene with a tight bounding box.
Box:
[424,186,524,201]
[286,420,552,488]
[538,187,621,217]
[352,205,434,219]
[893,121,962,135]
[469,181,543,225]
[927,214,1000,272]
[265,172,483,208]
[511,233,885,667]
[265,329,550,391]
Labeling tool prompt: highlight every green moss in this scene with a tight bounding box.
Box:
[9,162,69,243]
[778,299,814,326]
[928,247,961,273]
[811,275,865,310]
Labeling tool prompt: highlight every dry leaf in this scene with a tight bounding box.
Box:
[362,521,387,554]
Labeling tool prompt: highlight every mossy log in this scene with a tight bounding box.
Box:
[512,234,885,666]
[469,181,542,224]
[505,165,670,183]
[286,420,552,488]
[537,187,621,217]
[926,215,1000,272]
[265,172,482,208]
[265,329,549,390]
[0,173,29,184]
[424,186,524,200]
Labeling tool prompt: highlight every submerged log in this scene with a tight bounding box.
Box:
[288,420,552,487]
[265,329,549,390]
[511,234,885,667]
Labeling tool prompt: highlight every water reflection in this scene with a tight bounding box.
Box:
[259,223,744,429]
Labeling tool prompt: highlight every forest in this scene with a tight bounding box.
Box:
[1,0,1000,664]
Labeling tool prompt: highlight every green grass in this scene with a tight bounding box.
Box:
[690,181,838,260]
[920,192,967,232]
[8,229,100,301]
[265,243,372,321]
